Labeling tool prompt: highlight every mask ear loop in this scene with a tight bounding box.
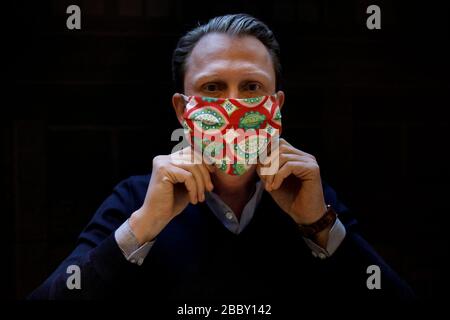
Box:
[180,94,193,117]
[179,94,191,132]
[180,94,190,103]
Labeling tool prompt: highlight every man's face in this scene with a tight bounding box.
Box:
[172,33,284,176]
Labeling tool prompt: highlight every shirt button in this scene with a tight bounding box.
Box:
[311,251,318,258]
[130,259,137,264]
[225,211,234,220]
[138,258,144,265]
[318,253,327,260]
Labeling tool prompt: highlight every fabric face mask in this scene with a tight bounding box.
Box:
[182,94,282,176]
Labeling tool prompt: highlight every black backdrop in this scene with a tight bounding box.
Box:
[4,0,450,300]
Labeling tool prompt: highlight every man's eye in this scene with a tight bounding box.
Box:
[204,83,219,92]
[245,83,261,91]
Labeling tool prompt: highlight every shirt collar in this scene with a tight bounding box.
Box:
[205,180,265,234]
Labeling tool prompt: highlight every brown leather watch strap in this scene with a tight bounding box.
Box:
[297,205,337,238]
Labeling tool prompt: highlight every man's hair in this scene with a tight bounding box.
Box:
[172,14,282,93]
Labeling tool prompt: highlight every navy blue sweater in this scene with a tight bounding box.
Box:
[29,175,414,302]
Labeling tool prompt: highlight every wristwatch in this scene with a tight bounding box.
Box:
[297,205,337,238]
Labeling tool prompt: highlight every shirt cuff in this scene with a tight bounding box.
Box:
[114,219,155,266]
[302,218,346,259]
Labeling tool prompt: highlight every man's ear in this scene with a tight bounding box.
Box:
[172,93,186,126]
[276,90,285,110]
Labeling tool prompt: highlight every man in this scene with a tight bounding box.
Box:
[30,14,413,302]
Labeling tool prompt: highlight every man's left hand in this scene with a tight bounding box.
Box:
[257,138,328,229]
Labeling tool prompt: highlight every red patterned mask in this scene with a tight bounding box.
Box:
[182,94,282,175]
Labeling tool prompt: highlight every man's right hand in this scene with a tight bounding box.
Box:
[129,147,214,245]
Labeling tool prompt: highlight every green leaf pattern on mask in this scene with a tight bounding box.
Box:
[238,111,266,130]
[191,108,226,130]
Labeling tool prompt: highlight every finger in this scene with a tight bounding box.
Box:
[264,154,310,190]
[174,146,206,166]
[179,164,206,202]
[257,149,279,189]
[265,172,275,191]
[279,153,315,167]
[279,153,301,167]
[205,163,215,173]
[198,164,214,192]
[173,152,214,193]
[172,149,195,164]
[166,165,198,204]
[271,161,307,191]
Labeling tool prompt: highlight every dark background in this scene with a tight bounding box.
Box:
[3,0,449,300]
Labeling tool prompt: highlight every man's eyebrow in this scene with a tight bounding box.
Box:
[192,74,223,83]
[239,72,272,81]
[192,71,272,83]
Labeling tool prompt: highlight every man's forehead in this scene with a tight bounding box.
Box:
[186,33,274,74]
